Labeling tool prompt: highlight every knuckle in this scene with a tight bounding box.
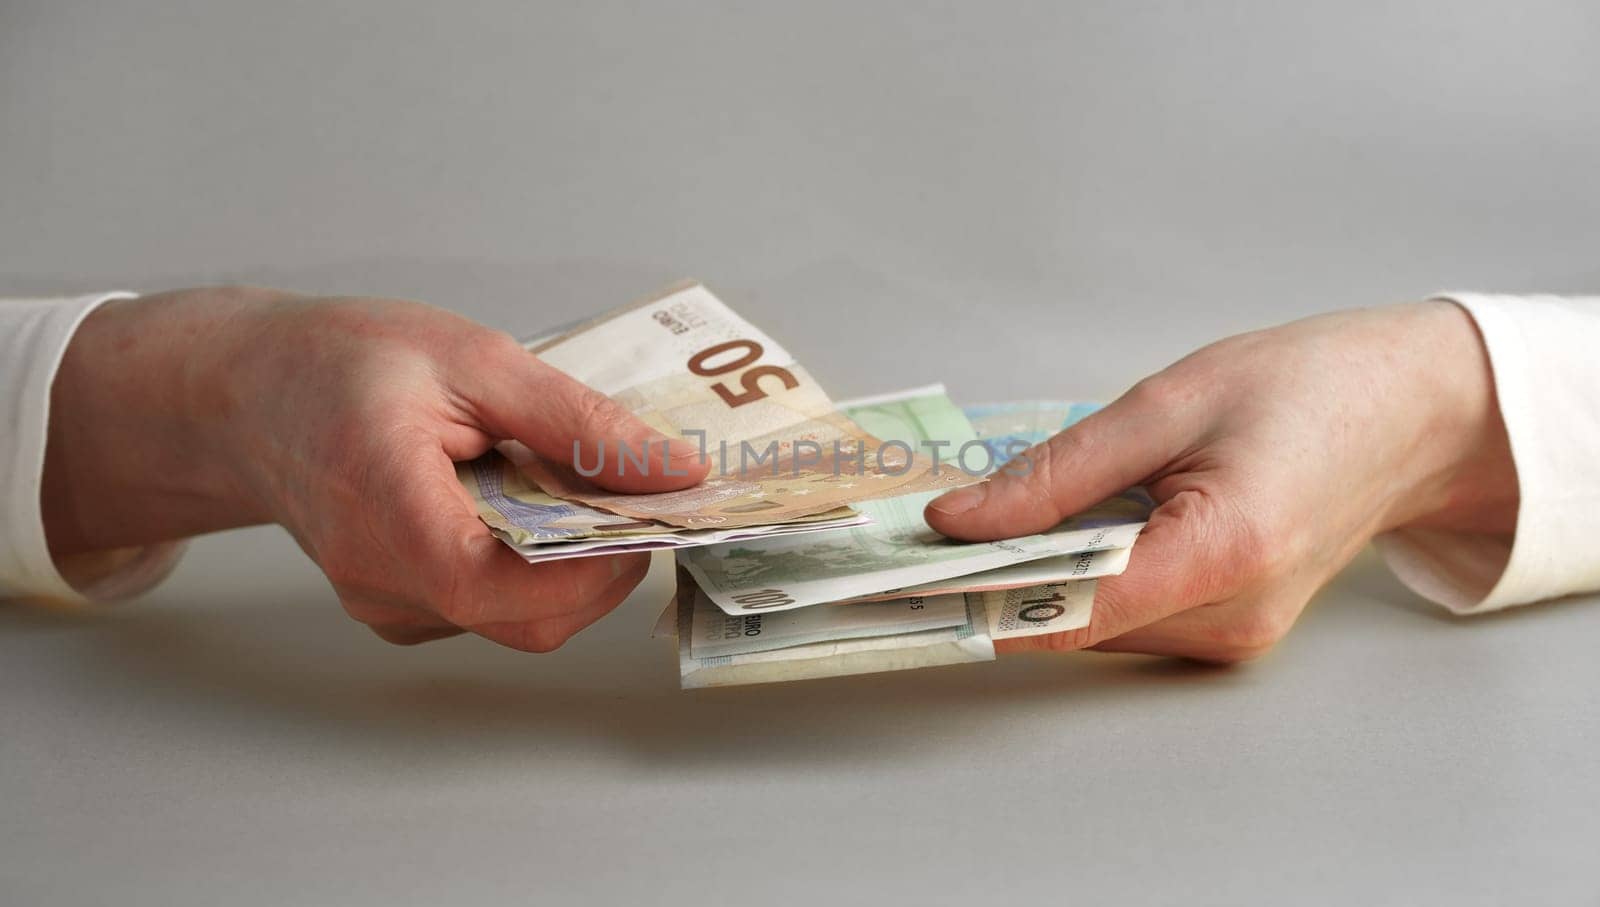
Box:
[1224,510,1293,582]
[1020,438,1067,493]
[1164,490,1287,600]
[340,597,453,647]
[1123,373,1191,414]
[997,436,1074,515]
[543,560,623,613]
[1082,571,1174,646]
[369,625,428,647]
[431,588,477,627]
[508,621,572,653]
[573,392,634,443]
[1204,642,1272,665]
[337,593,388,626]
[1215,608,1293,658]
[424,539,482,625]
[1034,626,1094,653]
[322,559,363,592]
[462,327,524,366]
[527,567,588,616]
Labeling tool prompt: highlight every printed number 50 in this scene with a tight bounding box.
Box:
[688,339,799,408]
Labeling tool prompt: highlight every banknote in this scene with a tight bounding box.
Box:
[681,491,1144,614]
[675,578,995,689]
[677,386,1151,614]
[498,517,869,562]
[689,591,971,659]
[964,400,1101,470]
[460,448,867,561]
[972,579,1096,641]
[669,571,1096,687]
[830,543,1130,604]
[509,283,976,529]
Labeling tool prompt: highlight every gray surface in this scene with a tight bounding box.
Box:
[2,1,1598,903]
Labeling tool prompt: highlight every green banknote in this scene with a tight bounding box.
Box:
[677,386,1148,614]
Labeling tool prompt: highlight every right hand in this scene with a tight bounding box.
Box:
[925,301,1519,662]
[44,287,709,651]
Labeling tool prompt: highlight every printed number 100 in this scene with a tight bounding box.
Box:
[731,589,795,610]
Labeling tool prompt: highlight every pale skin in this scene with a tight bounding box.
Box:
[43,287,708,651]
[43,290,1518,661]
[925,300,1519,662]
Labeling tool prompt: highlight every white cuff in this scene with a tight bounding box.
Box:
[0,292,186,607]
[1377,293,1600,614]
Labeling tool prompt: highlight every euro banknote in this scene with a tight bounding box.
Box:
[676,386,1150,614]
[459,447,867,562]
[509,282,977,528]
[675,576,995,689]
[964,400,1101,467]
[822,398,1132,603]
[688,589,972,659]
[669,568,1097,688]
[829,543,1131,604]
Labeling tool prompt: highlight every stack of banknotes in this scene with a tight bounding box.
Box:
[458,283,1151,687]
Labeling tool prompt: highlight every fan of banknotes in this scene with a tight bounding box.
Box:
[458,283,1151,688]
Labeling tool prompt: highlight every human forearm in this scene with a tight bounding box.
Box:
[33,284,706,650]
[41,289,276,556]
[1381,293,1600,611]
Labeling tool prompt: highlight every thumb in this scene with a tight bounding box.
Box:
[462,335,709,494]
[924,380,1199,541]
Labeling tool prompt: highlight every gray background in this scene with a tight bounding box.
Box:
[2,1,1598,904]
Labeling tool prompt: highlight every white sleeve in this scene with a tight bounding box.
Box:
[1,293,186,608]
[1375,293,1600,613]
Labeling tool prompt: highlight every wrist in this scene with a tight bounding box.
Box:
[42,288,279,554]
[1384,300,1519,536]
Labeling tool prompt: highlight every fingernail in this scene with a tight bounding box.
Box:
[928,482,989,516]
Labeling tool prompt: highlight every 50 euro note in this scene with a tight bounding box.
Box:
[668,568,1097,688]
[505,282,976,529]
[458,446,866,562]
[676,386,1151,615]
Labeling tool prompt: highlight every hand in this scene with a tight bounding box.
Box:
[925,301,1519,662]
[43,287,707,650]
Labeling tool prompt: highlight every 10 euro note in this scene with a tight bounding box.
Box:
[668,567,1098,688]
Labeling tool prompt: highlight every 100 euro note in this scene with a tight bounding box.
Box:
[509,282,977,529]
[677,387,1149,614]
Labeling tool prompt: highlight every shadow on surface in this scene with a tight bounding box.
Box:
[6,548,1565,774]
[1,588,1250,775]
